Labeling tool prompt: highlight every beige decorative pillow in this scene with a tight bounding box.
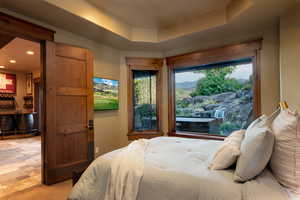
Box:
[270,109,300,193]
[234,115,274,182]
[210,130,245,170]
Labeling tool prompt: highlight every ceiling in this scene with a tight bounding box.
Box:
[87,0,231,29]
[0,37,40,72]
[0,0,297,52]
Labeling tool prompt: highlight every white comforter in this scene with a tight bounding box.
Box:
[68,137,290,200]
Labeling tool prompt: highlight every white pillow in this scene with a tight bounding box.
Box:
[270,109,300,193]
[210,130,245,170]
[234,115,274,182]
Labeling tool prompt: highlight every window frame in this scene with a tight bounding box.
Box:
[166,40,262,140]
[126,57,164,140]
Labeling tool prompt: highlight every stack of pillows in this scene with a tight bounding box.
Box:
[210,109,300,194]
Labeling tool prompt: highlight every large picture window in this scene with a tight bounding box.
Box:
[175,60,253,136]
[126,57,163,140]
[167,40,261,140]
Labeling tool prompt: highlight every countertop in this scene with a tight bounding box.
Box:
[0,111,37,115]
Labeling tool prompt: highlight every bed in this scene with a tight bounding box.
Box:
[68,136,294,200]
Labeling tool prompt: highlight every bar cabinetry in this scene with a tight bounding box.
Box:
[0,112,38,139]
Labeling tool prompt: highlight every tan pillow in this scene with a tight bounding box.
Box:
[270,109,300,193]
[234,115,274,182]
[210,130,245,170]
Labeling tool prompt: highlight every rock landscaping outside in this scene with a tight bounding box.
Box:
[175,64,253,136]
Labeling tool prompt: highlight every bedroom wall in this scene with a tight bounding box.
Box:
[163,25,280,116]
[113,26,281,147]
[280,5,300,111]
[118,51,165,147]
[54,31,122,156]
[117,25,280,146]
[0,8,123,156]
[0,8,282,154]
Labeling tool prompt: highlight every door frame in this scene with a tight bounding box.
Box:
[0,11,55,184]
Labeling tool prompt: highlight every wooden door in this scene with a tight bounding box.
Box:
[44,41,94,184]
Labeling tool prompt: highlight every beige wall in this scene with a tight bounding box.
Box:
[163,25,280,116]
[55,25,282,148]
[0,8,282,156]
[260,27,280,115]
[280,5,300,111]
[117,25,281,146]
[0,8,124,156]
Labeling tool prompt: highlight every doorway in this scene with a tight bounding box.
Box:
[0,11,94,188]
[0,35,42,198]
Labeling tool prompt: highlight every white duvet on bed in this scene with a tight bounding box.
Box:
[104,139,149,200]
[68,137,290,200]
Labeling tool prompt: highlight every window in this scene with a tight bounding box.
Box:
[175,60,253,136]
[133,70,157,131]
[126,57,163,140]
[167,40,261,140]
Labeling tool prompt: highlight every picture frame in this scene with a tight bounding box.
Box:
[0,72,17,94]
[93,77,119,111]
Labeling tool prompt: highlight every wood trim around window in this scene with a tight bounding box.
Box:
[126,57,164,140]
[166,39,262,140]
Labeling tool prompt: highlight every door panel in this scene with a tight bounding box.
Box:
[55,133,88,166]
[56,96,87,126]
[44,41,94,184]
[55,57,87,88]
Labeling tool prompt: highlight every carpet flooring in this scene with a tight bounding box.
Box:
[0,136,41,199]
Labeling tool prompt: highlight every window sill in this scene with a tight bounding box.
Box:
[168,131,225,141]
[128,131,163,140]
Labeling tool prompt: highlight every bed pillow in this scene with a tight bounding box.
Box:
[234,115,274,182]
[210,130,245,170]
[270,109,300,193]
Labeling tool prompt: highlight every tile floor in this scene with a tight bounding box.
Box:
[0,136,41,199]
[1,180,72,200]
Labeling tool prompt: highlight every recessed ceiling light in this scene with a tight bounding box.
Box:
[0,66,5,69]
[9,60,16,64]
[26,51,34,55]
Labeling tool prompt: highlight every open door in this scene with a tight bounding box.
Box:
[44,41,94,184]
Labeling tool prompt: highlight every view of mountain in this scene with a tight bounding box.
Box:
[176,79,248,90]
[94,82,117,91]
[175,81,197,90]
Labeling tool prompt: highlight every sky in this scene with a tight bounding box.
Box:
[94,77,119,86]
[175,63,253,83]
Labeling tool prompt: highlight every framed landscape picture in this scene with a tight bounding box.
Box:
[93,77,119,111]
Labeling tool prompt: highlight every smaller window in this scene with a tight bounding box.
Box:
[133,70,157,131]
[126,58,163,140]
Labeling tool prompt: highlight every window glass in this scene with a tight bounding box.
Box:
[175,61,253,136]
[133,70,157,131]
